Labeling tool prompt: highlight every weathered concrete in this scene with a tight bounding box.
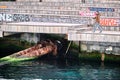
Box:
[0,30,2,37]
[68,31,120,42]
[1,22,82,34]
[80,41,120,55]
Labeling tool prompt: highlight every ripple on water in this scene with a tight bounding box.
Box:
[0,59,119,80]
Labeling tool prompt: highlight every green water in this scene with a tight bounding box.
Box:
[0,58,119,80]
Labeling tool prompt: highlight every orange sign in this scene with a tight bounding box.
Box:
[0,6,7,8]
[100,18,118,26]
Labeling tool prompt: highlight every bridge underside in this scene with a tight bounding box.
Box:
[1,22,120,43]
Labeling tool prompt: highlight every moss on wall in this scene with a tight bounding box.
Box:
[0,38,32,58]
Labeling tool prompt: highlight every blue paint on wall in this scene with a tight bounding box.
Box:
[89,7,114,12]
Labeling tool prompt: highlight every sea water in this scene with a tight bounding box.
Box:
[0,58,119,80]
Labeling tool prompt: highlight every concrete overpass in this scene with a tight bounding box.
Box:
[1,22,82,34]
[1,22,120,43]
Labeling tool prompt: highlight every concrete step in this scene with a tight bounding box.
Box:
[0,2,120,8]
[0,9,119,18]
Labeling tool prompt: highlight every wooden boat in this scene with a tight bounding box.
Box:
[0,40,58,65]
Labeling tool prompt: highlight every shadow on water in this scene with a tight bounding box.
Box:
[0,56,120,80]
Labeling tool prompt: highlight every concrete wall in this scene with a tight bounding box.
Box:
[80,41,120,55]
[20,33,40,43]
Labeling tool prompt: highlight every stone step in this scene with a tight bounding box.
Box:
[0,2,120,8]
[43,0,120,4]
[0,9,119,18]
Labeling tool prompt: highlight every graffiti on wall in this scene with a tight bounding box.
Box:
[79,11,96,17]
[1,13,119,26]
[31,15,91,24]
[0,6,7,9]
[100,18,120,26]
[0,13,30,22]
[0,13,90,24]
[89,7,114,12]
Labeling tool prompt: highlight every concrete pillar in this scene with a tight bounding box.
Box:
[0,31,3,37]
[101,53,105,62]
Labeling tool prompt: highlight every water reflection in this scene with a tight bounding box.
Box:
[0,59,120,80]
